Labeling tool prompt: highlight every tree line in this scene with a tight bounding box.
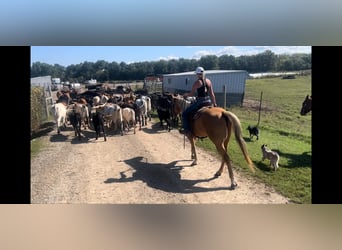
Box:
[31,50,311,83]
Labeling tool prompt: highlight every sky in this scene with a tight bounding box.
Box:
[31,46,311,67]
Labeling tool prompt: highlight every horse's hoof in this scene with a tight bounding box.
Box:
[214,172,221,178]
[230,183,238,190]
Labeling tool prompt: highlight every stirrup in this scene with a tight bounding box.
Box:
[179,128,186,134]
[179,128,190,135]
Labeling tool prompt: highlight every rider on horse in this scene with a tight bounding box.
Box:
[179,67,217,136]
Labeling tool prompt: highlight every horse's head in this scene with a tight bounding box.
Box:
[300,95,312,116]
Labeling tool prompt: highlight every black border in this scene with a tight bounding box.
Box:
[0,46,31,204]
[311,46,341,204]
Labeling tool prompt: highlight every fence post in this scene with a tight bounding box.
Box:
[257,91,263,126]
[45,84,53,119]
[223,85,226,109]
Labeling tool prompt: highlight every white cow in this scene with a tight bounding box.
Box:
[122,107,137,134]
[141,95,152,121]
[135,97,148,127]
[103,103,124,136]
[51,102,67,134]
[93,94,109,106]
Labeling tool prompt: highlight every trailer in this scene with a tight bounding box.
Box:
[162,70,249,107]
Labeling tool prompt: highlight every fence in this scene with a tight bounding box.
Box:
[31,83,53,133]
[144,81,163,94]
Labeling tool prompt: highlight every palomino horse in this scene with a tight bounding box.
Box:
[300,95,312,115]
[185,106,255,190]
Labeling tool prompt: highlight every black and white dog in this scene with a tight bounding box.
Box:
[247,125,259,140]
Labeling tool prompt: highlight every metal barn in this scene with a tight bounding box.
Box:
[31,75,52,88]
[162,70,249,107]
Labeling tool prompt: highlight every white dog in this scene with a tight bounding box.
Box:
[261,144,280,171]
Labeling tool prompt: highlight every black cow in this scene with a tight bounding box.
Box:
[157,95,172,132]
[91,109,107,141]
[68,110,82,140]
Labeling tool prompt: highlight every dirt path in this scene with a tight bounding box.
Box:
[31,120,290,204]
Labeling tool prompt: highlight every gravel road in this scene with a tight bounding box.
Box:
[31,116,291,204]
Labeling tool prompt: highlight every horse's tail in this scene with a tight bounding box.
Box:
[223,110,256,172]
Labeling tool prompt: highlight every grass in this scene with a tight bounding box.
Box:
[31,137,46,158]
[187,75,312,204]
[31,117,55,158]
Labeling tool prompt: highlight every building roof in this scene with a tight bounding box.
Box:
[163,70,248,77]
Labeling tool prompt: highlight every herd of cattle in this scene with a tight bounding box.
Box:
[51,86,196,141]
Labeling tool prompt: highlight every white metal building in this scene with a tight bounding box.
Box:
[31,75,52,88]
[162,70,249,107]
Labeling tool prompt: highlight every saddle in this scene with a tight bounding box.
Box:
[191,103,213,121]
[187,104,214,139]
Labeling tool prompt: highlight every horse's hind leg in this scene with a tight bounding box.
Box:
[214,143,237,189]
[225,155,237,189]
[214,136,230,177]
[221,125,236,189]
[214,142,226,177]
[215,161,225,178]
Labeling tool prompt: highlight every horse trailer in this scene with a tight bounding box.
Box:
[162,70,249,107]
